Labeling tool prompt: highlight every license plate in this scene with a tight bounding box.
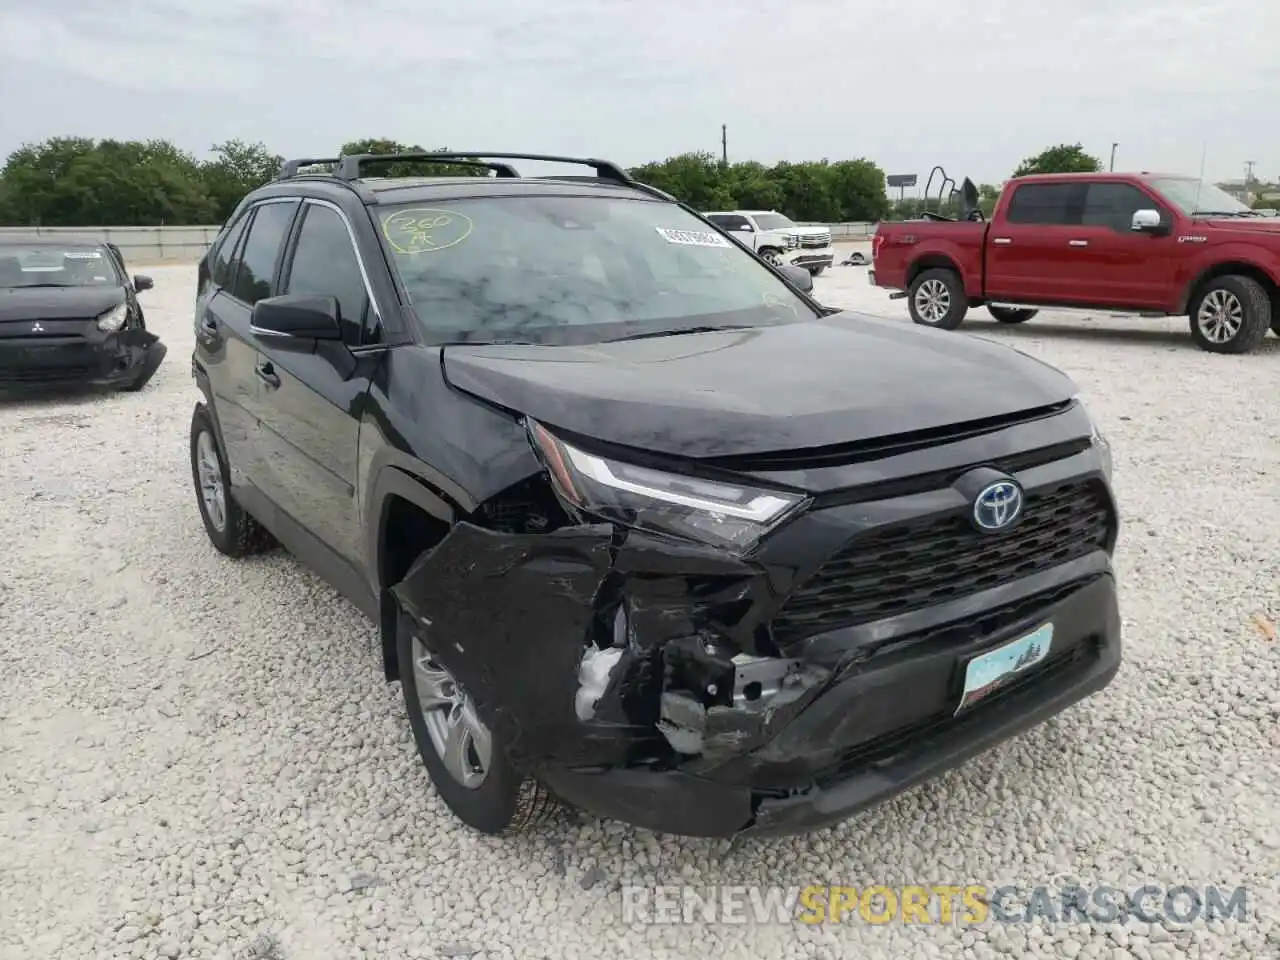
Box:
[956,622,1053,715]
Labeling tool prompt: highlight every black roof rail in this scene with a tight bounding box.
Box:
[335,151,633,184]
[276,157,341,179]
[338,153,521,179]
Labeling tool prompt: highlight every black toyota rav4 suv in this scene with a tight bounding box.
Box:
[190,151,1121,838]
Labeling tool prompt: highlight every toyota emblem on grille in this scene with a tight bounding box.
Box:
[973,480,1023,532]
[31,322,44,333]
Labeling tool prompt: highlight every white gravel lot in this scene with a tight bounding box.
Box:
[1,254,1278,960]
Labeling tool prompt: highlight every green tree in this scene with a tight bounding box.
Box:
[202,140,283,220]
[0,137,215,226]
[1012,143,1102,178]
[338,139,485,178]
[629,152,737,210]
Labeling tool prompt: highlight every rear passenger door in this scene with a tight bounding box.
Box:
[984,182,1087,303]
[194,199,301,496]
[252,199,385,568]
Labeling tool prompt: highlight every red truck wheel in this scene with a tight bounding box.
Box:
[988,306,1038,324]
[1188,275,1272,355]
[908,268,969,330]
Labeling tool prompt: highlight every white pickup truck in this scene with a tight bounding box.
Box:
[703,210,834,275]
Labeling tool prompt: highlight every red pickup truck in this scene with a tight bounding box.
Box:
[871,172,1280,354]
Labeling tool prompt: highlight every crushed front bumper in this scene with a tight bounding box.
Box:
[393,509,1121,837]
[0,323,165,390]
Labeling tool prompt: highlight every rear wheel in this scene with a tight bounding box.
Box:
[987,306,1038,324]
[397,600,558,835]
[189,404,275,557]
[908,268,969,330]
[1188,275,1271,354]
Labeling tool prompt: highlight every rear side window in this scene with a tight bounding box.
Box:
[1006,183,1086,225]
[211,216,249,288]
[230,201,298,305]
[1082,183,1160,232]
[283,204,370,345]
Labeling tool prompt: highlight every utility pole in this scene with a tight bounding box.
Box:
[1244,160,1256,183]
[1110,142,1118,172]
[721,125,728,166]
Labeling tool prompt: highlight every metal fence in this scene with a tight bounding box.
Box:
[0,222,876,264]
[0,225,222,264]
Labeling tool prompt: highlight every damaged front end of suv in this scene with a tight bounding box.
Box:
[390,396,1120,839]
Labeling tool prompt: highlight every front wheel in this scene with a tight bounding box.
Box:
[1188,275,1272,354]
[397,603,558,835]
[987,306,1038,324]
[809,265,826,277]
[908,268,969,330]
[759,248,785,266]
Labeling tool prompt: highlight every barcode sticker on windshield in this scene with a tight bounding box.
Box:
[63,251,102,260]
[655,227,731,248]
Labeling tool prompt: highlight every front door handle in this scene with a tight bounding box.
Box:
[1068,240,1089,247]
[255,361,281,390]
[199,316,219,337]
[992,237,1012,245]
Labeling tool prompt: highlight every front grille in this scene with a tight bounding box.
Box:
[799,234,831,248]
[771,479,1112,642]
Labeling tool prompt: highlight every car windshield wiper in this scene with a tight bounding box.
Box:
[1190,210,1253,217]
[5,283,75,289]
[602,324,755,343]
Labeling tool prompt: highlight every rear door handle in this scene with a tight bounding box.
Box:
[1068,240,1089,247]
[255,360,281,390]
[992,237,1012,245]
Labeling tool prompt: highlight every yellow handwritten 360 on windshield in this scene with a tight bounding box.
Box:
[381,208,473,254]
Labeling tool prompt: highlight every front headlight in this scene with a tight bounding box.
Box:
[528,421,806,553]
[96,303,128,332]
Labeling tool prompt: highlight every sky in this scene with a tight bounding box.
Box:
[0,0,1276,188]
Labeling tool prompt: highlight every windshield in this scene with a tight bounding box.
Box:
[752,213,795,231]
[0,243,122,288]
[376,195,818,345]
[1149,179,1253,216]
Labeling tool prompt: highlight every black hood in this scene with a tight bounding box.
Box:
[0,286,124,323]
[443,312,1079,459]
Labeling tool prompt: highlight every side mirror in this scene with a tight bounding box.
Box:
[251,294,343,347]
[1131,209,1164,233]
[739,223,755,232]
[778,263,814,293]
[133,274,153,292]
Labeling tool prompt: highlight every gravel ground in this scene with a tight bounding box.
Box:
[1,260,1278,960]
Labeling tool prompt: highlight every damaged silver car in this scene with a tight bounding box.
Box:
[189,150,1121,838]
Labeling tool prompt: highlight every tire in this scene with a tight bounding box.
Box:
[1187,275,1272,355]
[189,404,275,557]
[397,605,559,835]
[809,265,826,277]
[988,306,1038,324]
[759,248,785,266]
[908,267,969,330]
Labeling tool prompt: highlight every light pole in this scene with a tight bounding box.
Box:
[1110,143,1118,172]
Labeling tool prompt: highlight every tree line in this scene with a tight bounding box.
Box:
[2,137,1269,228]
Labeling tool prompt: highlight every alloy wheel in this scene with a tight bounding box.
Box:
[195,431,227,533]
[411,635,492,789]
[914,278,951,324]
[1196,289,1244,344]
